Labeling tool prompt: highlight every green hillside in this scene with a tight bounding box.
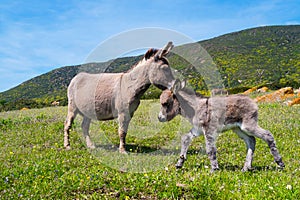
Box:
[0,25,299,111]
[200,25,300,89]
[0,56,143,111]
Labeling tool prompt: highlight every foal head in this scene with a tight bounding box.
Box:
[158,79,185,122]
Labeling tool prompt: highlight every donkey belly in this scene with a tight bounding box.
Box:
[76,97,116,121]
[94,74,120,120]
[220,122,242,132]
[72,73,120,120]
[94,98,115,120]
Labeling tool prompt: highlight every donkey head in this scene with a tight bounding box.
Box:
[144,42,175,90]
[158,79,186,122]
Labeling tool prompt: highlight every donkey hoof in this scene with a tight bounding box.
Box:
[119,149,128,154]
[65,146,71,150]
[87,145,96,149]
[241,167,252,172]
[276,159,285,169]
[175,158,185,169]
[175,163,183,169]
[210,167,220,173]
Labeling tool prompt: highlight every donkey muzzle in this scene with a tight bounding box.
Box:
[158,111,167,122]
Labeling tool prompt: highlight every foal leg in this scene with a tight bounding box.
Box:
[233,128,256,172]
[118,112,131,154]
[241,123,285,168]
[64,106,78,150]
[82,117,95,149]
[204,130,219,172]
[176,127,202,168]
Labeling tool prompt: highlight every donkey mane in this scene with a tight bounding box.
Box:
[125,56,144,73]
[127,48,170,73]
[145,48,170,65]
[144,48,159,60]
[126,48,158,73]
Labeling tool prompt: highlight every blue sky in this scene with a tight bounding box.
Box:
[0,0,299,92]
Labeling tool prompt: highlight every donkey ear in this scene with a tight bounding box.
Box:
[155,41,174,59]
[181,79,187,89]
[170,79,182,94]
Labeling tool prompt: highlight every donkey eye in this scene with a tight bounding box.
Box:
[162,102,169,107]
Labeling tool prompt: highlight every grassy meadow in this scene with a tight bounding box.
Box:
[0,100,299,199]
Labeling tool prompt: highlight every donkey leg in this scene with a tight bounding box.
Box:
[233,128,256,172]
[204,131,219,172]
[176,132,194,168]
[176,127,202,168]
[118,112,131,154]
[241,124,285,168]
[81,117,95,149]
[64,108,77,150]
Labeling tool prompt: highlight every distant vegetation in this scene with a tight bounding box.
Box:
[201,25,300,89]
[0,25,299,111]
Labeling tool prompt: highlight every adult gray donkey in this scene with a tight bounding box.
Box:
[64,42,175,153]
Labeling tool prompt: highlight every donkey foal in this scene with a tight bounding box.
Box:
[158,80,285,172]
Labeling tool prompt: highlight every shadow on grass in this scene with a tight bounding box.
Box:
[193,162,280,172]
[251,165,280,172]
[220,163,280,172]
[180,149,281,172]
[94,144,180,155]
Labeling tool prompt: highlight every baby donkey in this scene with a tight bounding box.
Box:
[158,80,285,172]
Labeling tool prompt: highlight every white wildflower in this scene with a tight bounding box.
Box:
[286,185,292,190]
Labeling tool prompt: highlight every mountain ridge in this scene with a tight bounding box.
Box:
[1,25,299,111]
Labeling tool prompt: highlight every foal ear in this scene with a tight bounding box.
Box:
[180,79,187,89]
[171,79,182,94]
[155,41,174,59]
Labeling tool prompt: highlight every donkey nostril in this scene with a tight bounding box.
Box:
[158,115,166,122]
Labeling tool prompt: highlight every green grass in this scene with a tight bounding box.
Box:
[0,100,299,199]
